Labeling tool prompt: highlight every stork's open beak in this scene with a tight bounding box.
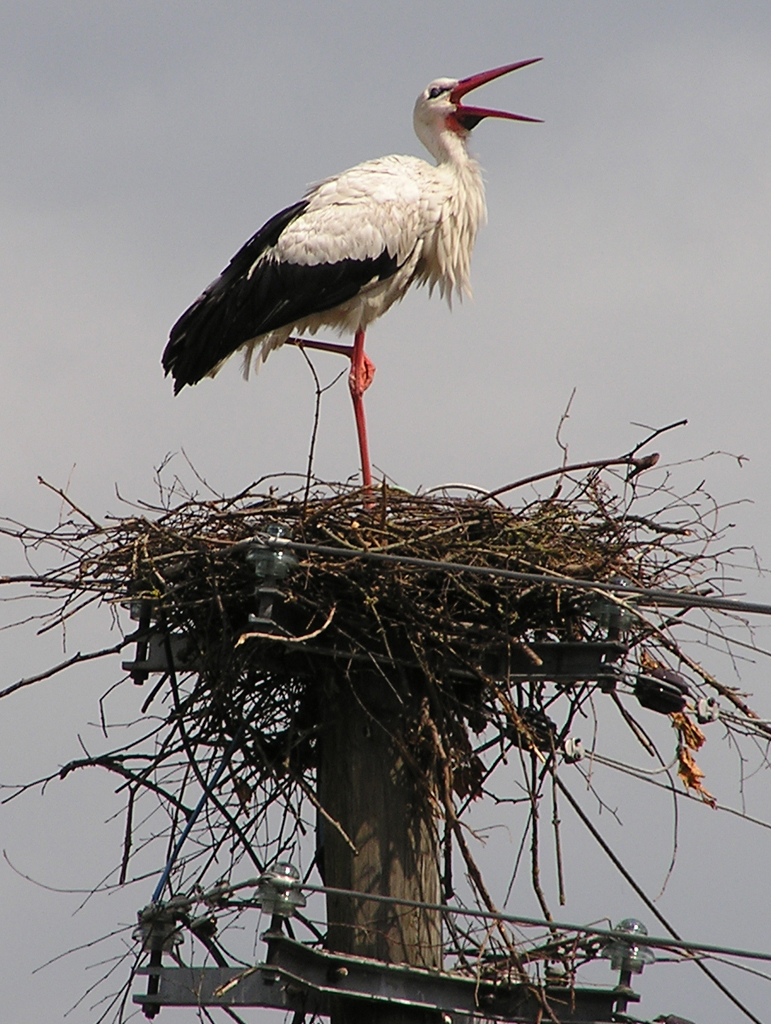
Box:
[450,58,543,130]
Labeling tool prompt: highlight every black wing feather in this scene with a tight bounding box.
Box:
[162,200,399,392]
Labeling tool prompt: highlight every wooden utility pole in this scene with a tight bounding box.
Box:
[319,667,442,1024]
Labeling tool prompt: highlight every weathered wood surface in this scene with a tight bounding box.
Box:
[319,669,442,1023]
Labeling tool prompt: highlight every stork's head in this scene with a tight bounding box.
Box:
[413,58,542,161]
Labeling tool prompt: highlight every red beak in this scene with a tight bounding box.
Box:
[449,58,543,129]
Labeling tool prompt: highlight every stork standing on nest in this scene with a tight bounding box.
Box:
[162,59,541,487]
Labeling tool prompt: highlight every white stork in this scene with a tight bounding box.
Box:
[162,59,541,486]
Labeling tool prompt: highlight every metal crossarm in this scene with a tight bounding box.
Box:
[134,932,619,1022]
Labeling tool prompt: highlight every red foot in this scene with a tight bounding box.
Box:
[348,353,376,399]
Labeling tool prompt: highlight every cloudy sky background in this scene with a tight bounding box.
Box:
[2,3,771,1021]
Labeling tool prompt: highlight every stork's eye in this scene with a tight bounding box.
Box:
[428,85,448,99]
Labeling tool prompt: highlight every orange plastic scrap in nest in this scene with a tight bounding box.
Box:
[671,710,717,808]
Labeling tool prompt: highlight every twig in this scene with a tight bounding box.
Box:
[37,475,103,529]
[555,387,576,465]
[628,418,688,456]
[484,453,660,500]
[235,605,336,646]
[0,639,130,700]
[119,789,135,885]
[551,773,566,906]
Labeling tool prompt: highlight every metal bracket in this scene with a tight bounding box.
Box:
[133,932,618,1022]
[122,631,198,682]
[483,642,628,686]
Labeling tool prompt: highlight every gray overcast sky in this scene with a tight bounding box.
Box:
[2,3,771,1022]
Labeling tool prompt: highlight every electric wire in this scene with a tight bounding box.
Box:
[180,877,771,967]
[586,751,679,776]
[150,634,248,903]
[583,750,771,831]
[149,732,241,904]
[236,535,771,617]
[555,774,764,1024]
[300,884,771,972]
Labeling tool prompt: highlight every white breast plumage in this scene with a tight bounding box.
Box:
[162,58,541,487]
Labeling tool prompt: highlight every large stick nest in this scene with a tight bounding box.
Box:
[4,457,770,1009]
[18,466,738,805]
[91,478,670,750]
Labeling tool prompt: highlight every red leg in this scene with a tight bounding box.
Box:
[286,333,375,489]
[285,336,354,358]
[349,329,374,489]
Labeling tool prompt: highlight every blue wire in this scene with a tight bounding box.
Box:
[151,730,242,904]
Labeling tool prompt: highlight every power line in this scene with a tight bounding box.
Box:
[586,750,771,831]
[555,775,764,1024]
[191,877,771,967]
[150,728,243,904]
[298,884,771,967]
[239,535,771,617]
